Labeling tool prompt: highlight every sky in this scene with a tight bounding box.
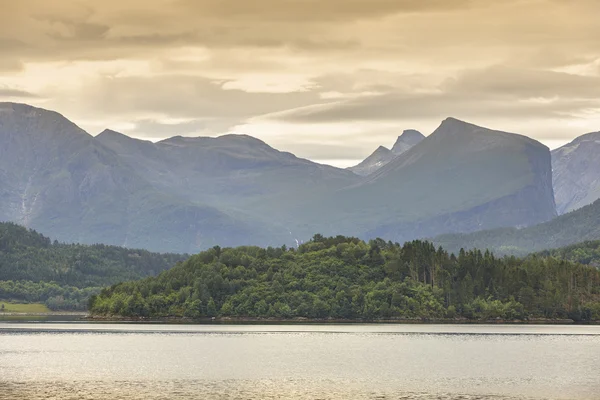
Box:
[1,0,600,167]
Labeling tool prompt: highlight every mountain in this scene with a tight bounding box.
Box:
[306,118,557,242]
[552,132,600,214]
[348,129,425,176]
[0,103,275,253]
[433,198,600,256]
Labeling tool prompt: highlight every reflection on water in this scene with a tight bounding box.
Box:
[1,323,599,400]
[0,379,543,400]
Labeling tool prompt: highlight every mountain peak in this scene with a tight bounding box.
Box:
[398,129,425,143]
[392,129,424,154]
[0,102,78,127]
[158,133,269,148]
[97,129,129,139]
[392,129,425,154]
[0,102,90,141]
[348,145,394,176]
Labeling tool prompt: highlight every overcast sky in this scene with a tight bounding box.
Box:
[1,0,599,166]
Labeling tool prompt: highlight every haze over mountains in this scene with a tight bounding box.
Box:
[1,102,598,254]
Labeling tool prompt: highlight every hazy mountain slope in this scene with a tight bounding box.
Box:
[306,118,556,241]
[552,132,600,214]
[348,130,425,176]
[0,103,275,253]
[433,199,600,256]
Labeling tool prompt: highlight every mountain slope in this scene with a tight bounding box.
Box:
[348,129,425,176]
[310,118,557,241]
[0,103,275,253]
[433,198,600,256]
[552,132,600,214]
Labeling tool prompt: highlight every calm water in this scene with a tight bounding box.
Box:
[0,323,599,399]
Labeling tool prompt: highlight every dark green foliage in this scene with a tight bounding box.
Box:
[90,236,600,321]
[0,222,187,310]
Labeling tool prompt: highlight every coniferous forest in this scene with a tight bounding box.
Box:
[89,235,600,321]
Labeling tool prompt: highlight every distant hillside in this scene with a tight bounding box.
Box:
[433,199,600,256]
[552,131,600,214]
[90,235,600,321]
[0,222,186,309]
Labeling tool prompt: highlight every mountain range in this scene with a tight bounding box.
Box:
[1,102,597,253]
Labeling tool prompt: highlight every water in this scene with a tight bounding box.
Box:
[0,323,599,399]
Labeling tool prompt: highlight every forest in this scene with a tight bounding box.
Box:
[90,235,600,321]
[0,222,187,310]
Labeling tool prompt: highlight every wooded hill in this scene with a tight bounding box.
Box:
[89,235,600,321]
[0,222,186,310]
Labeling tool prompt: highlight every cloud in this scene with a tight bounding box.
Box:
[0,87,39,99]
[2,0,600,164]
[267,66,600,124]
[123,118,235,139]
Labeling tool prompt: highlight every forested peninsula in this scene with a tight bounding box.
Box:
[90,235,600,322]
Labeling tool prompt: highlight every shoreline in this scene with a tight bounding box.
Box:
[2,312,597,324]
[84,315,599,325]
[0,311,88,317]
